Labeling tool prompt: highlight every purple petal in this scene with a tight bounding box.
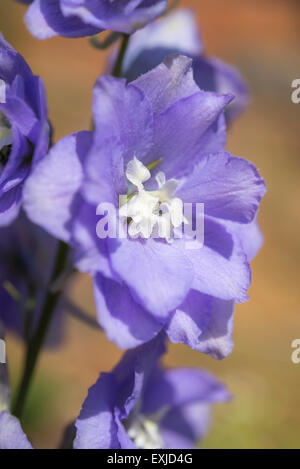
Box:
[24,132,92,241]
[167,292,235,359]
[193,56,249,125]
[0,412,33,449]
[61,0,167,34]
[193,298,234,360]
[112,334,166,417]
[83,138,125,207]
[115,420,136,449]
[29,77,50,165]
[0,185,23,227]
[71,200,114,278]
[143,92,232,179]
[177,151,266,223]
[75,334,166,449]
[84,76,154,206]
[74,373,120,449]
[166,290,211,350]
[160,403,211,449]
[0,34,33,84]
[25,0,100,39]
[183,220,251,303]
[0,35,49,227]
[143,367,230,446]
[1,76,38,139]
[94,274,162,349]
[92,76,154,163]
[143,368,230,414]
[221,218,263,262]
[108,238,193,318]
[133,55,200,116]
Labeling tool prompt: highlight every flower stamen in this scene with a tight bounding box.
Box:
[119,157,187,241]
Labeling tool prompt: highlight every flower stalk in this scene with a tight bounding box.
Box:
[112,33,130,78]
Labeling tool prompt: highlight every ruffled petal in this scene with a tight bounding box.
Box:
[183,219,251,303]
[133,55,200,116]
[167,292,235,359]
[177,151,266,223]
[24,132,92,241]
[143,92,232,179]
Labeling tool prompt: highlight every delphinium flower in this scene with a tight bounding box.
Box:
[0,35,50,226]
[14,0,167,39]
[74,334,231,449]
[121,8,249,125]
[0,333,229,449]
[0,214,65,347]
[24,55,266,359]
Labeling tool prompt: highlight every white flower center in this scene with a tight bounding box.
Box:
[127,415,163,450]
[119,157,186,241]
[0,111,12,153]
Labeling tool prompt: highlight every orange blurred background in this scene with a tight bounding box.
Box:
[1,0,300,448]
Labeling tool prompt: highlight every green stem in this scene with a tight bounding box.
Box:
[112,33,130,78]
[90,31,121,50]
[12,241,69,420]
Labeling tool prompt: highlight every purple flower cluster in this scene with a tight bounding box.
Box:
[1,2,266,449]
[75,334,231,449]
[0,334,230,449]
[0,35,49,225]
[24,53,265,358]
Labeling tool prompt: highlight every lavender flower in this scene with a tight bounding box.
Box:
[122,9,249,124]
[0,35,49,226]
[0,333,229,449]
[16,0,167,39]
[74,335,230,449]
[24,55,265,358]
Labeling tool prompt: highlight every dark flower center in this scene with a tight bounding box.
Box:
[0,144,11,167]
[0,111,13,169]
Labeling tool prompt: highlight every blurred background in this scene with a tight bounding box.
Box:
[1,0,300,449]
